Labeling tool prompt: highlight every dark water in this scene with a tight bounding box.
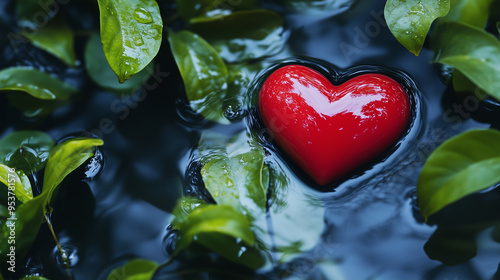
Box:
[1,0,500,279]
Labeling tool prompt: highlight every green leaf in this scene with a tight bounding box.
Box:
[199,131,268,218]
[417,129,500,219]
[385,0,450,55]
[173,204,256,256]
[188,10,285,62]
[22,15,77,67]
[19,276,51,280]
[16,0,56,29]
[0,67,77,100]
[175,0,258,20]
[194,233,266,269]
[0,163,32,203]
[0,130,54,174]
[168,30,229,124]
[430,21,500,101]
[171,196,208,225]
[497,21,500,34]
[440,0,493,28]
[0,195,45,267]
[97,0,163,83]
[6,92,67,118]
[107,259,158,280]
[84,33,153,95]
[452,70,487,99]
[0,137,102,268]
[43,137,104,207]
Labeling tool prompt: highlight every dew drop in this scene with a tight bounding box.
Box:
[133,7,153,24]
[134,37,144,46]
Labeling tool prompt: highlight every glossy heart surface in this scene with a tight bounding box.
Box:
[258,65,411,186]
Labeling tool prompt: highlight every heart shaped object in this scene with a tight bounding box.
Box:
[258,65,411,186]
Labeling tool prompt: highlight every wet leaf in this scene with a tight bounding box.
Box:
[175,0,257,20]
[385,0,450,55]
[43,137,104,207]
[173,205,256,256]
[168,30,229,124]
[23,15,77,67]
[107,259,158,280]
[0,130,54,174]
[199,131,268,218]
[97,0,163,82]
[439,0,493,28]
[84,33,153,95]
[171,196,208,225]
[194,233,266,269]
[0,67,77,100]
[430,21,500,101]
[0,195,45,267]
[0,163,32,203]
[19,276,50,280]
[0,137,102,268]
[188,10,284,62]
[417,129,500,219]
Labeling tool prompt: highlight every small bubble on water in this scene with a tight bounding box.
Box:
[52,244,79,268]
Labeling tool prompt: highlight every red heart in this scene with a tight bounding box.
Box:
[258,65,411,186]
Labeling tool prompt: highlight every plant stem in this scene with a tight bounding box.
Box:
[44,213,72,280]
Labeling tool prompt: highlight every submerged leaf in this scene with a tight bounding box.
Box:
[385,0,450,55]
[417,129,500,219]
[97,0,163,82]
[188,10,285,62]
[199,131,268,218]
[168,30,229,124]
[23,15,77,67]
[0,67,77,100]
[43,137,103,207]
[173,204,256,256]
[85,33,152,94]
[195,233,266,269]
[0,130,54,174]
[107,259,158,280]
[430,21,500,101]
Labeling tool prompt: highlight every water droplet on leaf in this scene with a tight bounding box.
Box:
[134,37,144,46]
[133,7,153,24]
